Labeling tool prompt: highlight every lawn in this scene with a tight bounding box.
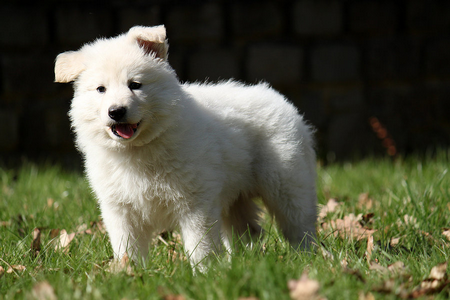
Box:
[0,151,449,299]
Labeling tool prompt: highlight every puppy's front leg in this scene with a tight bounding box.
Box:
[179,208,222,271]
[100,201,136,260]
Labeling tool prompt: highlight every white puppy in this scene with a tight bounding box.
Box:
[55,25,317,269]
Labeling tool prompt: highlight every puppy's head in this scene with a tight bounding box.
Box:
[55,25,180,150]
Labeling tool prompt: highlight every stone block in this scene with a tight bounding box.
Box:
[231,2,283,38]
[166,3,223,44]
[367,38,421,80]
[117,6,160,33]
[293,0,343,36]
[311,44,360,82]
[55,6,113,45]
[188,50,239,82]
[425,38,450,77]
[0,5,48,46]
[407,0,450,34]
[247,44,303,86]
[349,1,397,34]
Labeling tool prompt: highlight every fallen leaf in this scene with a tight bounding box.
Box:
[158,286,186,300]
[409,262,449,298]
[318,243,334,260]
[31,228,41,257]
[7,265,26,273]
[50,229,60,239]
[76,223,88,233]
[107,253,133,275]
[366,235,374,261]
[31,281,57,300]
[288,272,322,300]
[0,221,11,227]
[358,193,373,210]
[163,295,186,300]
[442,228,450,241]
[390,237,401,247]
[47,198,54,208]
[429,262,447,280]
[358,291,375,300]
[54,230,75,253]
[369,262,388,274]
[91,220,106,234]
[403,214,417,226]
[318,199,340,221]
[322,213,376,241]
[387,261,406,274]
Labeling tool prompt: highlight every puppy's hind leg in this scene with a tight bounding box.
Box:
[179,206,223,271]
[221,194,263,252]
[260,179,317,251]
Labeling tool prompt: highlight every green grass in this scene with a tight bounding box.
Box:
[1,152,449,299]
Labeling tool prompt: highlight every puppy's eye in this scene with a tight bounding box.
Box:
[97,86,106,93]
[128,82,142,90]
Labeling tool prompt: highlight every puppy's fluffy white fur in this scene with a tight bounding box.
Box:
[55,25,317,268]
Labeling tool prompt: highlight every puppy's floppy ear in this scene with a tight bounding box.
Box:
[127,25,168,60]
[55,51,85,83]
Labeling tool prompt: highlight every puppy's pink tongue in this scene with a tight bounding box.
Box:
[115,124,135,139]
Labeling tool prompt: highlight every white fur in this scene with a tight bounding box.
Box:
[55,25,317,269]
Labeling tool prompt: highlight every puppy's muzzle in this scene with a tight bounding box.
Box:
[108,105,127,122]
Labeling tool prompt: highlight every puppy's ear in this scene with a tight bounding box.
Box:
[128,25,168,60]
[55,51,85,83]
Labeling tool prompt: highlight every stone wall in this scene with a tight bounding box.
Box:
[1,0,449,162]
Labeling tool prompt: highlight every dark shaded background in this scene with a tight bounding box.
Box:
[1,0,449,165]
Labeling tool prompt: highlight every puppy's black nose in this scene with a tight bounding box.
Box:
[108,106,127,121]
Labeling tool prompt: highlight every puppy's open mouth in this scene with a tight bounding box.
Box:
[111,122,140,139]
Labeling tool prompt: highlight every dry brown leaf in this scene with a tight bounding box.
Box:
[387,261,406,274]
[322,213,376,241]
[442,228,450,241]
[7,265,26,273]
[54,229,75,253]
[288,272,323,300]
[406,262,449,298]
[31,228,41,256]
[31,281,57,300]
[47,198,54,208]
[0,220,11,227]
[403,214,417,226]
[340,258,348,269]
[318,199,340,221]
[390,237,401,247]
[107,253,133,275]
[429,262,447,280]
[369,262,388,274]
[49,229,60,239]
[358,193,373,210]
[163,295,186,300]
[358,291,375,300]
[91,220,106,234]
[366,235,374,261]
[76,223,88,233]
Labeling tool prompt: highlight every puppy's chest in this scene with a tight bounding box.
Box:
[91,161,188,212]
